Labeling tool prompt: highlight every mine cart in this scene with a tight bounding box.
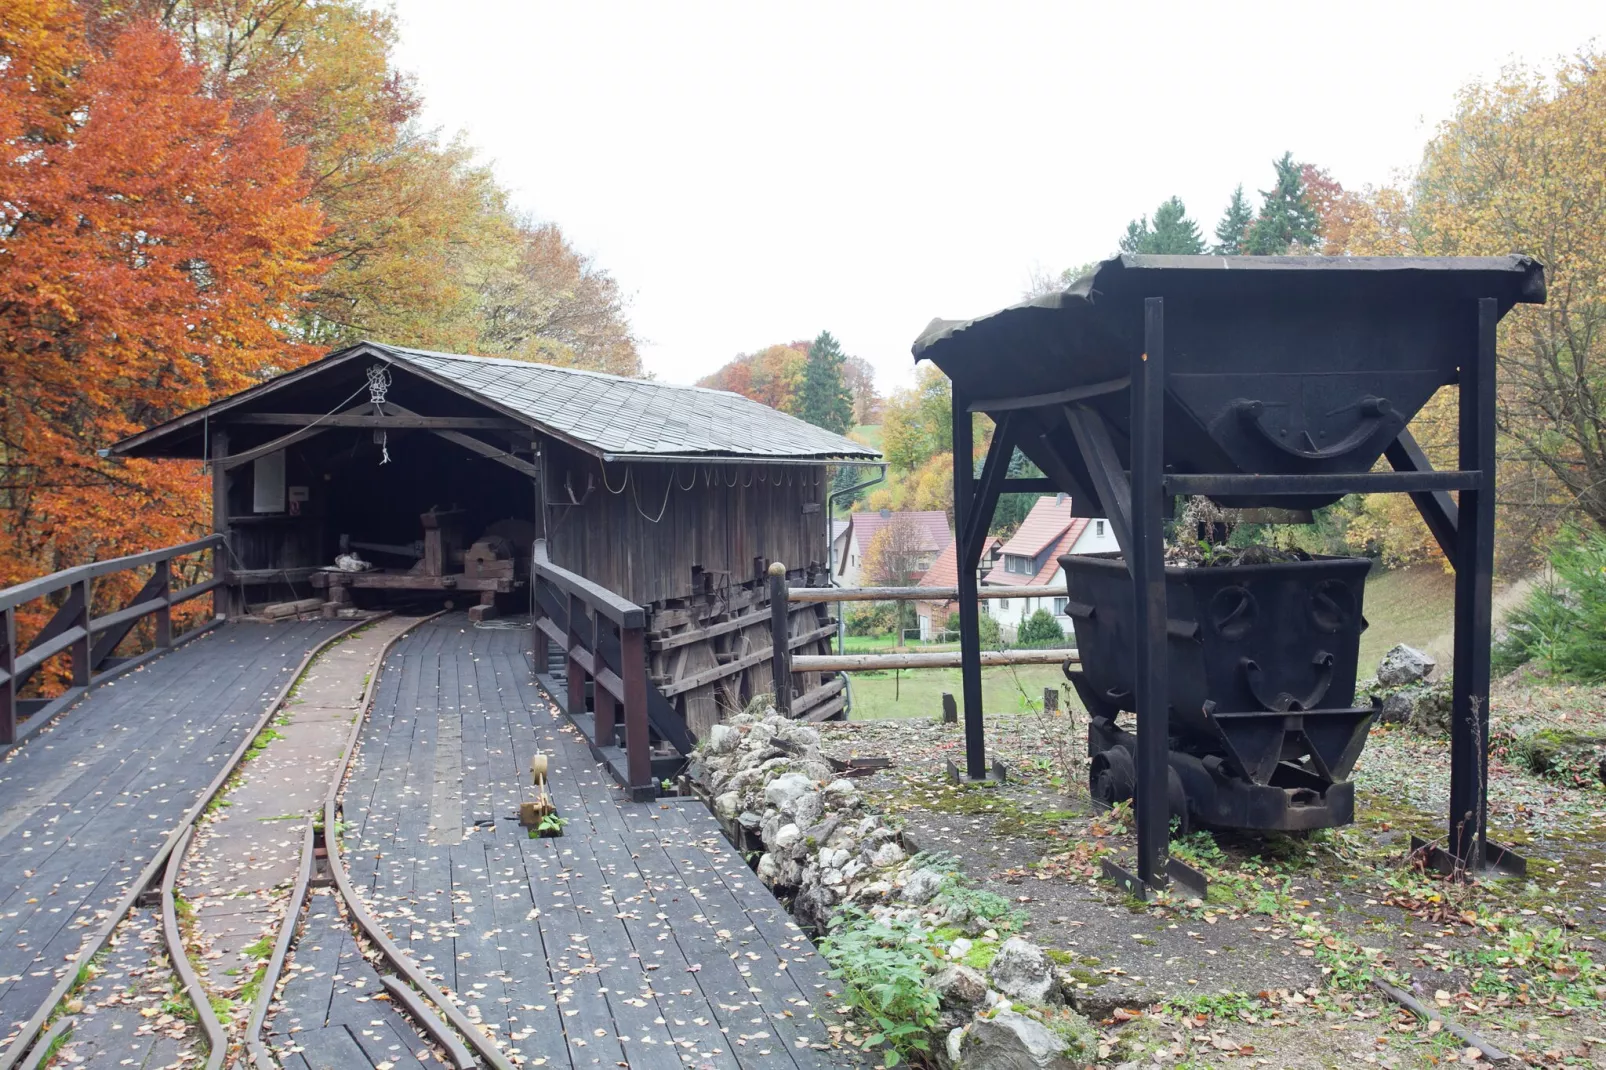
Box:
[914,254,1545,896]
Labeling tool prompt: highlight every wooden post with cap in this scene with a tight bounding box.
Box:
[769,562,791,715]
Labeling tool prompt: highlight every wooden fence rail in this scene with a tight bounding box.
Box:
[530,539,657,799]
[0,534,226,745]
[773,570,1077,707]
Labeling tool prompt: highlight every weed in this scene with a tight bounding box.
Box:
[819,906,941,1067]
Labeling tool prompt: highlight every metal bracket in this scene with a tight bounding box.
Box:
[1409,834,1528,880]
[1100,854,1209,901]
[945,758,1008,785]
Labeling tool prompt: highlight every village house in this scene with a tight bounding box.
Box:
[982,495,1118,639]
[832,508,951,587]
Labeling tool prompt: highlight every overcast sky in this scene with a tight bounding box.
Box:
[391,1,1602,393]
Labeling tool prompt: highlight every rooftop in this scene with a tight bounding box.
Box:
[111,341,883,464]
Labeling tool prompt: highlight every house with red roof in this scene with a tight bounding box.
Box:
[981,495,1118,639]
[834,509,953,588]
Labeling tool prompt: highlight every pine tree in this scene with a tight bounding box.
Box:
[1244,153,1321,255]
[1118,196,1205,254]
[800,330,854,434]
[1213,184,1254,254]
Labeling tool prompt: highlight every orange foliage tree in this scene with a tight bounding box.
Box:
[1,9,321,606]
[697,342,811,413]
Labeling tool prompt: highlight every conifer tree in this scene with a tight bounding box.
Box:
[1119,196,1205,255]
[1244,153,1321,254]
[1213,184,1254,254]
[800,330,854,434]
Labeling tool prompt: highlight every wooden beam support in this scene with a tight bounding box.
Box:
[227,413,526,430]
[382,402,540,478]
[659,621,838,697]
[1064,404,1134,558]
[968,375,1130,414]
[793,648,1078,672]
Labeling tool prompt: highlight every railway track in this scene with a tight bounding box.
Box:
[0,611,515,1070]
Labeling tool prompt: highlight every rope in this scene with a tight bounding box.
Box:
[601,462,629,494]
[677,465,697,491]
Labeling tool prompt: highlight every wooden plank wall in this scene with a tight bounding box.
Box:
[545,447,829,606]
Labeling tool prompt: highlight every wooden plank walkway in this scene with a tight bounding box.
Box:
[341,616,855,1069]
[0,620,345,1043]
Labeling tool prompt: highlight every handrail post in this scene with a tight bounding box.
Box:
[769,563,791,716]
[566,592,589,726]
[531,573,549,676]
[594,614,618,748]
[70,578,91,688]
[154,556,172,649]
[1,606,14,744]
[621,622,650,797]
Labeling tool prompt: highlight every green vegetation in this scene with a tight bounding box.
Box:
[1494,526,1606,680]
[818,906,941,1067]
[1016,608,1065,647]
[848,663,1065,720]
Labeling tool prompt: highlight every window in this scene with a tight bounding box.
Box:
[1005,554,1030,574]
[1095,519,1106,538]
[1053,597,1069,616]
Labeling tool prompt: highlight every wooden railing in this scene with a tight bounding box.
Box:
[530,540,656,800]
[0,534,226,745]
[774,572,1079,702]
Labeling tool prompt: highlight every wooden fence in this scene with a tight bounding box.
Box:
[0,534,225,745]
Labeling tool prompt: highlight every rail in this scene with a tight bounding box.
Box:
[530,539,654,798]
[774,568,1077,703]
[0,534,226,745]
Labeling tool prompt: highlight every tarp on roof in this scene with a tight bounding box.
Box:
[109,341,882,464]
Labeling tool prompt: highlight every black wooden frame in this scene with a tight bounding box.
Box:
[949,296,1523,896]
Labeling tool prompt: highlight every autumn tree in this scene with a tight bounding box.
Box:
[862,515,931,646]
[1414,52,1606,534]
[1244,152,1321,254]
[1,12,321,594]
[103,0,642,373]
[881,366,956,471]
[840,355,882,424]
[1119,196,1206,255]
[697,342,810,412]
[1213,185,1254,254]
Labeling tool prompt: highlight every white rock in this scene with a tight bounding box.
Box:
[949,937,973,961]
[790,791,823,827]
[756,853,778,882]
[1378,643,1437,687]
[957,1009,1087,1069]
[713,791,740,820]
[772,823,802,850]
[706,723,737,754]
[764,772,813,811]
[947,1027,967,1065]
[989,937,1059,1004]
[901,867,945,905]
[868,841,906,868]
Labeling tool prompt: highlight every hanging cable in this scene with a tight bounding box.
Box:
[601,461,629,494]
[677,465,697,491]
[632,468,674,523]
[366,365,393,465]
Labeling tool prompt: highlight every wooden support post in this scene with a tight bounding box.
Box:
[621,624,651,797]
[594,616,617,747]
[531,577,549,677]
[153,557,172,649]
[567,592,589,723]
[211,429,233,618]
[1130,297,1171,892]
[70,579,91,688]
[952,388,985,779]
[1449,298,1499,870]
[941,692,957,724]
[0,606,14,745]
[769,563,792,716]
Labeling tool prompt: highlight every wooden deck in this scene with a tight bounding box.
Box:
[0,620,344,1042]
[341,616,853,1069]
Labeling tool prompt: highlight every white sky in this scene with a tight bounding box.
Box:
[391,1,1602,393]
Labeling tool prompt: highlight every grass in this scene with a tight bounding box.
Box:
[1355,562,1454,671]
[847,663,1067,720]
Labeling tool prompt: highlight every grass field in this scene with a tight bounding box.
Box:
[845,662,1069,720]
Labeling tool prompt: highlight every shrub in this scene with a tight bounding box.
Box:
[939,609,1003,647]
[1016,607,1066,647]
[1493,526,1606,681]
[846,603,896,637]
[819,906,940,1067]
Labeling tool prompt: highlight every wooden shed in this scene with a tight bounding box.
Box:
[109,341,879,793]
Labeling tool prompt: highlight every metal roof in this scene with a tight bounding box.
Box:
[110,341,881,464]
[913,253,1546,365]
